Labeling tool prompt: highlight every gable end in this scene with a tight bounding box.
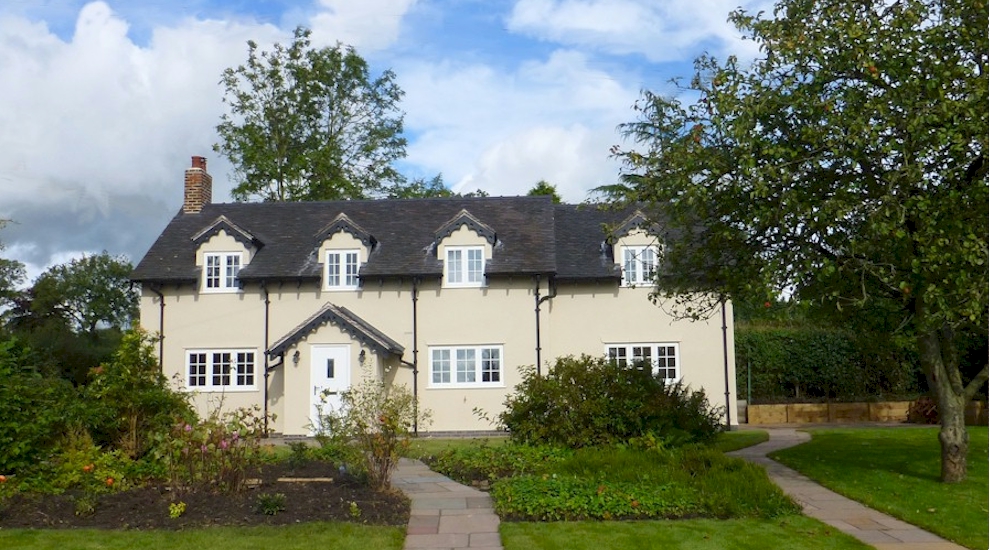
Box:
[191,215,262,249]
[315,213,377,248]
[435,209,497,245]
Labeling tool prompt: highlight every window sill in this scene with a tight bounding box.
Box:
[184,387,258,393]
[323,286,361,292]
[199,288,243,294]
[427,383,506,390]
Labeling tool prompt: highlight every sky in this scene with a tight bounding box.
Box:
[0,0,769,283]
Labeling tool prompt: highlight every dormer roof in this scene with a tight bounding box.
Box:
[268,303,404,358]
[191,215,263,249]
[315,213,377,248]
[434,209,497,245]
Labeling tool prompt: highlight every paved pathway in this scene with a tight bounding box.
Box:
[391,458,503,550]
[729,427,967,550]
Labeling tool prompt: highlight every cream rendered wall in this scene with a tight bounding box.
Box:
[139,224,736,435]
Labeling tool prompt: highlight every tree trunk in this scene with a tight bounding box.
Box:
[938,394,968,483]
[918,327,969,483]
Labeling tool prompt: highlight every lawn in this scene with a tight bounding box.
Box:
[0,523,404,550]
[501,516,870,550]
[770,426,989,550]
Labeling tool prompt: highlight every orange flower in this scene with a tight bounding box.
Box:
[83,464,94,473]
[105,477,114,487]
[0,474,7,483]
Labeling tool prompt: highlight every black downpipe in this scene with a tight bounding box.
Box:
[411,278,420,435]
[534,275,556,376]
[721,299,732,430]
[262,283,271,435]
[150,286,166,369]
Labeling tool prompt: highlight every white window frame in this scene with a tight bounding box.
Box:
[444,246,485,288]
[185,349,257,391]
[202,252,242,293]
[429,345,504,388]
[621,245,658,287]
[605,343,679,382]
[325,249,361,290]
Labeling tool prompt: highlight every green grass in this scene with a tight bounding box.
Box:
[0,523,404,550]
[501,516,870,550]
[770,427,989,550]
[404,436,509,459]
[713,430,768,452]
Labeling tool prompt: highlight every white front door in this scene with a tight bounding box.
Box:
[310,345,351,432]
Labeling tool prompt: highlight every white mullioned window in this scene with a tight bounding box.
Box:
[621,245,657,287]
[606,343,679,382]
[445,246,485,287]
[326,249,360,290]
[203,252,242,292]
[430,345,503,387]
[186,349,256,390]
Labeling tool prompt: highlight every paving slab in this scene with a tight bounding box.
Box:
[730,427,968,550]
[392,458,504,550]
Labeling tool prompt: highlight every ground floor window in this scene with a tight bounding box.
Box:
[429,345,503,387]
[605,343,679,382]
[186,349,256,390]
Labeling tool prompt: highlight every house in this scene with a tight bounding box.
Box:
[131,157,738,435]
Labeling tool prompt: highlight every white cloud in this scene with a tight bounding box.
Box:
[399,48,638,200]
[507,0,768,62]
[307,0,417,51]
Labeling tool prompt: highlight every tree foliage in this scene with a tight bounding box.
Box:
[30,252,137,335]
[216,27,407,202]
[0,219,26,312]
[606,0,987,481]
[527,180,562,203]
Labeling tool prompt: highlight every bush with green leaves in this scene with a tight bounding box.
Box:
[154,404,272,494]
[0,337,83,474]
[314,375,431,491]
[84,328,193,459]
[428,444,570,484]
[499,355,722,448]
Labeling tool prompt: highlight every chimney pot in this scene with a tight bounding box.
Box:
[183,155,213,214]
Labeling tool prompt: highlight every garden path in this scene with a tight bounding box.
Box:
[729,427,967,550]
[391,458,502,550]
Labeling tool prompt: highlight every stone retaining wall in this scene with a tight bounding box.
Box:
[744,401,987,425]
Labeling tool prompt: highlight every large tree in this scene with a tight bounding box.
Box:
[30,252,138,335]
[216,27,407,201]
[0,220,26,312]
[608,0,987,482]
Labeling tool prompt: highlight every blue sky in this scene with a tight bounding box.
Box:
[0,0,768,280]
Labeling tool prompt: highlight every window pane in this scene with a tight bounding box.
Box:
[432,349,450,384]
[456,348,476,383]
[188,353,207,386]
[213,352,231,386]
[327,253,340,286]
[642,248,656,281]
[206,256,221,288]
[225,255,240,288]
[236,352,254,386]
[467,249,483,283]
[481,348,500,383]
[345,252,359,286]
[623,249,637,284]
[447,249,463,283]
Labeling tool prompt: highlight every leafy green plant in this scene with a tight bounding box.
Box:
[348,501,361,519]
[154,404,272,494]
[73,495,97,517]
[84,328,193,459]
[314,375,431,491]
[256,492,287,516]
[428,443,569,484]
[168,501,187,519]
[286,441,311,468]
[500,356,722,448]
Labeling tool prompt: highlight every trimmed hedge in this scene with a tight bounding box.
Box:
[735,325,922,403]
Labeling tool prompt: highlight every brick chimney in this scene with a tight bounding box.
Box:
[183,156,212,214]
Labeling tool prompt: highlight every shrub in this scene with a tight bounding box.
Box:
[428,444,570,484]
[499,355,722,448]
[256,492,287,516]
[154,404,272,494]
[0,338,82,474]
[314,375,431,491]
[84,328,193,459]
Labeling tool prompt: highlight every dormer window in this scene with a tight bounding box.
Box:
[204,252,242,292]
[445,246,484,287]
[326,250,360,290]
[622,246,657,287]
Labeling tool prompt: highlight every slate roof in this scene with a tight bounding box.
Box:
[131,196,652,285]
[268,303,405,357]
